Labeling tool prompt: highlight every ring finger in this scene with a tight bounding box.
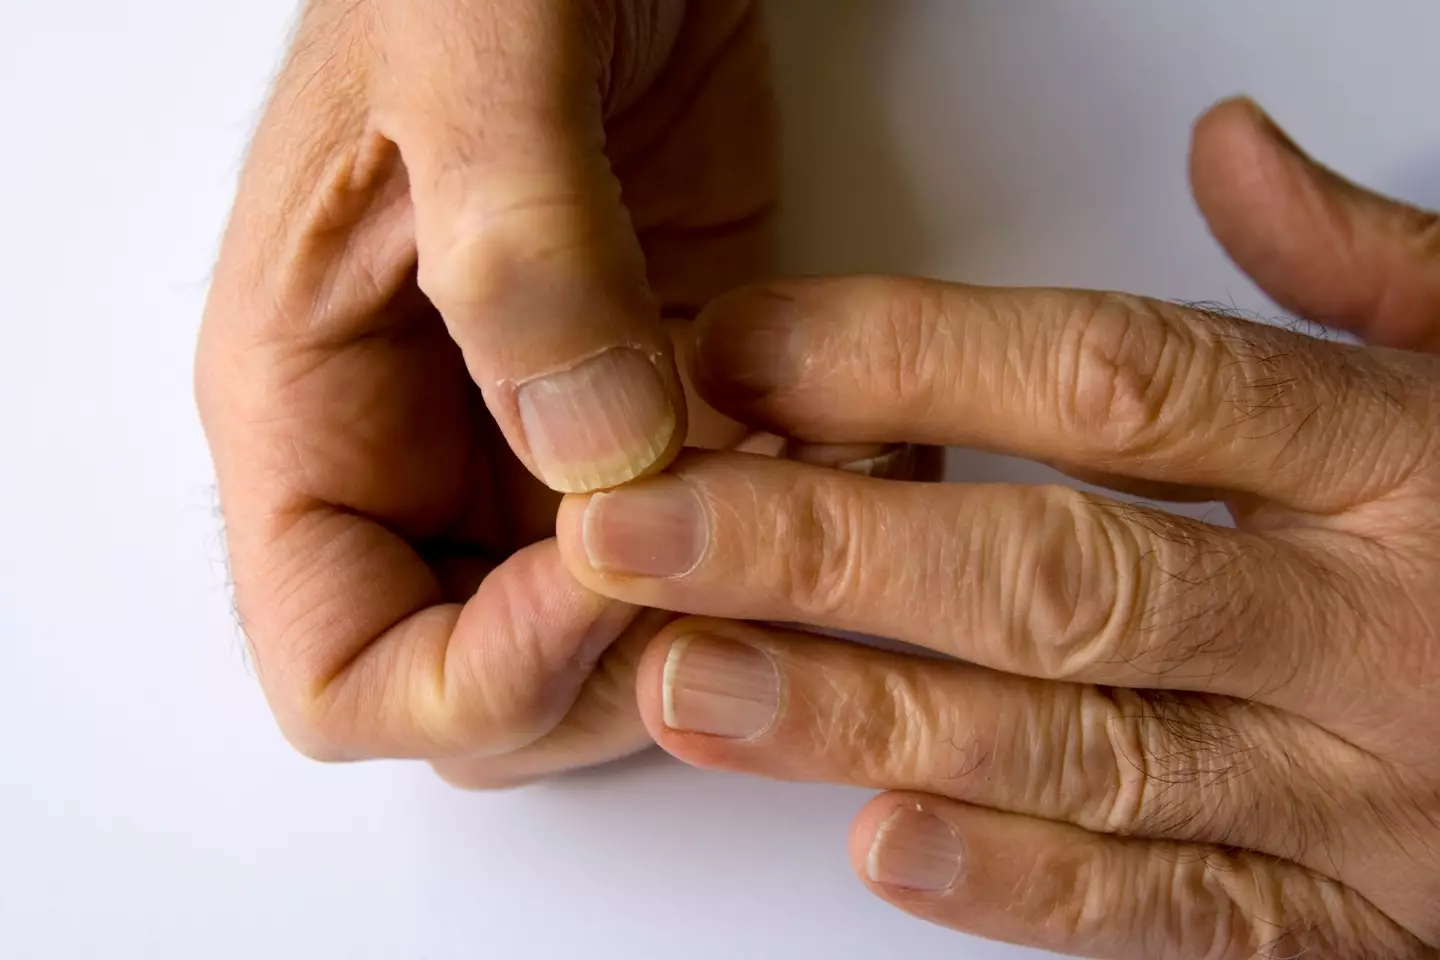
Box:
[636,618,1370,874]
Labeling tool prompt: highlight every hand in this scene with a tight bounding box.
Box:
[556,99,1440,956]
[195,0,777,785]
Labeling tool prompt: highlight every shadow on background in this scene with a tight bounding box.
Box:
[764,0,930,276]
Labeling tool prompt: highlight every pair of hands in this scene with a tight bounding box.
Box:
[197,2,1440,956]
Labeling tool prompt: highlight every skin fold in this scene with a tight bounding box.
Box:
[196,0,785,785]
[556,101,1440,958]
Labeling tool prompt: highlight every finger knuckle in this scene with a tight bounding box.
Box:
[778,477,869,617]
[264,616,450,764]
[1195,850,1315,960]
[1019,486,1141,680]
[270,677,365,763]
[1096,690,1264,845]
[243,620,372,764]
[820,667,941,785]
[1089,687,1160,836]
[1055,294,1198,459]
[1039,685,1128,829]
[1026,841,1142,948]
[416,178,631,315]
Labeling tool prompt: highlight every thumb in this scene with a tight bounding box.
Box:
[1190,96,1440,352]
[377,1,686,492]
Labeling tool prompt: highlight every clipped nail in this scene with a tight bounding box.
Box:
[517,346,676,493]
[783,441,914,479]
[695,288,802,398]
[867,807,963,893]
[582,477,708,578]
[662,634,780,739]
[731,431,788,458]
[1234,96,1306,159]
[787,441,911,478]
[841,447,909,477]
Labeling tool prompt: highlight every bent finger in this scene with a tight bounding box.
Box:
[248,515,638,761]
[1192,97,1440,354]
[430,609,667,789]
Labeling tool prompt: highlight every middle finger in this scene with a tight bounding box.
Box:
[557,452,1356,713]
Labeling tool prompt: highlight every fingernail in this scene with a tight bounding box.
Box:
[787,442,910,477]
[695,289,802,397]
[582,478,708,578]
[1236,97,1306,159]
[517,347,677,493]
[867,807,963,892]
[781,442,913,479]
[662,635,780,738]
[840,446,908,477]
[731,431,788,458]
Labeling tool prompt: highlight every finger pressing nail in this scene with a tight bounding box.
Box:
[867,807,964,893]
[517,346,677,493]
[662,634,780,739]
[581,477,709,577]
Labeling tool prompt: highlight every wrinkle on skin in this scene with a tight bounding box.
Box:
[593,98,1440,956]
[198,0,782,784]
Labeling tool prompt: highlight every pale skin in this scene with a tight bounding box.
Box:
[556,102,1440,956]
[196,0,807,786]
[198,1,1440,957]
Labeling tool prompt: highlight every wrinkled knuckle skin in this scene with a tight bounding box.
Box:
[1041,685,1127,831]
[815,670,936,786]
[1021,487,1137,680]
[1092,687,1265,843]
[1056,294,1193,460]
[857,278,951,413]
[1193,853,1426,960]
[1029,842,1146,951]
[778,478,868,617]
[414,189,606,310]
[1092,688,1158,837]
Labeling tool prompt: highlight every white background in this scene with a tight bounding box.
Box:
[4,2,1440,958]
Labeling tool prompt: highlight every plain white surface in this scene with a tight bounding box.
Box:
[4,2,1440,958]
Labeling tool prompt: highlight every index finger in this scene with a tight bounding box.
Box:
[693,278,1439,512]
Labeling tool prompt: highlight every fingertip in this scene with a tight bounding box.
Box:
[850,793,965,898]
[1192,94,1274,143]
[1189,94,1297,220]
[632,617,778,766]
[1190,95,1349,315]
[692,284,804,411]
[1191,95,1440,350]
